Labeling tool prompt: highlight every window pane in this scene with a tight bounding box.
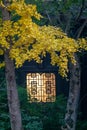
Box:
[26,73,56,102]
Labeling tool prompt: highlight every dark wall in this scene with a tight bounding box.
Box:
[16,53,87,119]
[80,54,87,120]
[16,54,69,97]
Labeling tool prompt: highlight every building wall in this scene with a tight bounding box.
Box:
[16,53,87,119]
[80,54,87,119]
[16,54,69,97]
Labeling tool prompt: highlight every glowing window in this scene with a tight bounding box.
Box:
[26,73,56,102]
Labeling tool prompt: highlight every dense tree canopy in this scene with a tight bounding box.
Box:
[0,0,87,77]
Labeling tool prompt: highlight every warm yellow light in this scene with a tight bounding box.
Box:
[26,73,56,102]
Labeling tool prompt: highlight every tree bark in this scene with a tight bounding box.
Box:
[4,51,23,130]
[2,0,23,130]
[61,55,81,130]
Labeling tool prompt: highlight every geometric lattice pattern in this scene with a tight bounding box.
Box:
[26,73,56,102]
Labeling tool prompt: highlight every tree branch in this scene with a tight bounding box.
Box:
[75,0,85,22]
[76,18,87,39]
[65,13,72,34]
[45,10,53,24]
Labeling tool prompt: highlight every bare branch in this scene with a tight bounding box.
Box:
[65,13,72,34]
[45,10,52,24]
[77,18,87,38]
[75,0,85,22]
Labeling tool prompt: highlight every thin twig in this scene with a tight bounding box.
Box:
[75,0,85,22]
[76,19,87,39]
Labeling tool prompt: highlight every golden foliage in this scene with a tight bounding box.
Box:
[0,0,87,77]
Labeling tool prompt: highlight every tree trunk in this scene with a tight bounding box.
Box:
[2,0,23,130]
[4,50,23,130]
[61,55,81,130]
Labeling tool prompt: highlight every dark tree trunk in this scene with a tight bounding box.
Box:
[62,55,81,130]
[2,0,23,130]
[4,51,23,130]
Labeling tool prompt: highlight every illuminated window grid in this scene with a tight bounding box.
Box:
[26,73,56,102]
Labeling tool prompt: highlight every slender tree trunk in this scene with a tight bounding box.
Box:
[4,51,23,130]
[62,10,87,129]
[2,0,23,130]
[61,55,81,130]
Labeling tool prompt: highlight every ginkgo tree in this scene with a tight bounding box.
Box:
[0,0,87,130]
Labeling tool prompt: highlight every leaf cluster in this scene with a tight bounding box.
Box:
[0,0,87,77]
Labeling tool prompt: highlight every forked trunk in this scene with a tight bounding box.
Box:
[4,51,23,130]
[62,55,81,130]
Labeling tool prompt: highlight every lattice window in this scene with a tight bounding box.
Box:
[26,73,56,102]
